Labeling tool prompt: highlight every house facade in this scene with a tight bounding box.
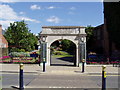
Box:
[0,25,8,48]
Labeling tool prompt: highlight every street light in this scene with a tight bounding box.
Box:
[80,36,85,42]
[42,36,46,42]
[80,36,85,61]
[40,36,46,42]
[80,36,85,72]
[40,35,47,72]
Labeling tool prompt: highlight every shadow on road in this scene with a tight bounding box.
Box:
[50,64,75,67]
[57,57,74,63]
[50,56,76,67]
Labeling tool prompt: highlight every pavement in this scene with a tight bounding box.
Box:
[0,64,119,75]
[1,55,119,75]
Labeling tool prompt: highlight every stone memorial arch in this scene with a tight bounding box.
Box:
[40,26,87,67]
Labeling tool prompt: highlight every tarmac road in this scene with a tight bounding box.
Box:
[2,72,119,89]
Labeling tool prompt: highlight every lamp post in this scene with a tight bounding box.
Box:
[80,36,86,72]
[80,36,85,61]
[42,36,46,42]
[40,36,47,72]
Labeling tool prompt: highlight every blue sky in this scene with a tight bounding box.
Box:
[0,2,104,34]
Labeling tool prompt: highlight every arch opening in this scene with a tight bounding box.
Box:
[50,39,76,66]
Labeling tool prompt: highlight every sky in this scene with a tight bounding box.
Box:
[0,1,104,35]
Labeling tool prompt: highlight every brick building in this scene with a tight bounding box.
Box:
[0,25,8,57]
[94,2,120,57]
[104,2,120,56]
[93,24,104,54]
[0,25,8,48]
[94,24,116,57]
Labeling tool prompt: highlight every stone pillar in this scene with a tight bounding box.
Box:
[47,45,51,66]
[84,38,87,65]
[79,36,86,66]
[44,42,50,66]
[78,42,81,66]
[76,45,79,67]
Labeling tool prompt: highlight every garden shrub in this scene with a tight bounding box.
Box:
[19,49,25,52]
[9,52,30,57]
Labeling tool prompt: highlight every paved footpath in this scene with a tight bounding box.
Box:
[1,64,119,75]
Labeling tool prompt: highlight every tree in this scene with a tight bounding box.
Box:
[61,39,76,54]
[85,25,95,52]
[85,25,94,42]
[4,21,38,52]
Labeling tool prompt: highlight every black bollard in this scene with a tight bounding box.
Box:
[38,55,41,66]
[113,63,114,67]
[43,58,46,72]
[19,63,24,90]
[82,59,85,73]
[102,65,106,90]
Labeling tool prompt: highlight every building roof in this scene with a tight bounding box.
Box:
[94,24,104,29]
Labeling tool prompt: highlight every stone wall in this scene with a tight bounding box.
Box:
[0,48,8,57]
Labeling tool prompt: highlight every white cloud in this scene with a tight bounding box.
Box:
[47,6,56,9]
[0,4,18,20]
[0,4,40,22]
[0,4,40,29]
[30,4,41,10]
[46,16,61,23]
[19,12,25,15]
[0,0,16,3]
[20,17,40,23]
[70,7,76,10]
[0,20,14,29]
[0,0,104,2]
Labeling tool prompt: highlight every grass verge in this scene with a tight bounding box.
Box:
[52,54,73,58]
